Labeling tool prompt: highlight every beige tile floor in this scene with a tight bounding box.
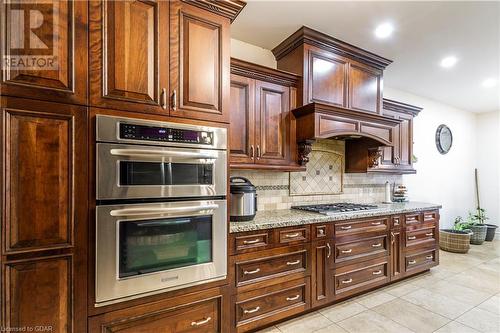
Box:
[257,240,500,333]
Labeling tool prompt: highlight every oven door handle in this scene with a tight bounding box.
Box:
[110,149,217,160]
[109,204,219,217]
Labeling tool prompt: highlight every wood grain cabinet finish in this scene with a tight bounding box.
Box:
[389,229,404,281]
[89,0,169,114]
[1,0,88,105]
[89,288,225,333]
[3,255,72,332]
[169,0,230,123]
[369,99,422,174]
[272,27,392,114]
[229,59,301,171]
[311,240,333,307]
[334,234,388,264]
[2,103,86,254]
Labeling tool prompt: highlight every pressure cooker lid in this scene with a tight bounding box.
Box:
[230,176,256,193]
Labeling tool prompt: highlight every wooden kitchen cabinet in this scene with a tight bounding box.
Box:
[169,0,231,123]
[89,0,170,114]
[89,287,227,333]
[1,96,88,332]
[272,27,391,114]
[229,59,302,171]
[369,99,422,174]
[311,240,334,307]
[1,0,88,105]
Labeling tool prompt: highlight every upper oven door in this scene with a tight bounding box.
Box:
[97,143,227,200]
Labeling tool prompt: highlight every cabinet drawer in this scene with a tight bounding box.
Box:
[236,284,305,323]
[278,227,309,244]
[404,213,422,227]
[235,278,309,331]
[236,250,307,286]
[405,248,437,273]
[391,215,402,228]
[234,232,271,253]
[335,235,388,263]
[423,211,439,224]
[334,217,388,236]
[405,227,436,248]
[334,257,389,296]
[89,290,221,333]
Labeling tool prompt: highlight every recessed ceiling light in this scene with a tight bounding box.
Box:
[482,78,497,88]
[374,23,394,39]
[440,56,458,68]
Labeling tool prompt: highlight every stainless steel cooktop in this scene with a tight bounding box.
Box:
[291,203,378,215]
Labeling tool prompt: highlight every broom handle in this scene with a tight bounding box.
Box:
[475,168,481,211]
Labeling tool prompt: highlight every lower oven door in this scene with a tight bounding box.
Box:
[97,142,227,200]
[95,199,227,306]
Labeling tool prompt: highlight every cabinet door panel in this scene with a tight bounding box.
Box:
[1,0,87,104]
[349,63,382,114]
[170,1,229,122]
[390,230,404,280]
[308,51,348,107]
[398,113,413,167]
[229,74,255,164]
[90,0,168,113]
[255,80,289,165]
[3,255,72,332]
[311,240,333,307]
[3,108,81,253]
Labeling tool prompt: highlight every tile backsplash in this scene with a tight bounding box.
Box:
[230,139,402,211]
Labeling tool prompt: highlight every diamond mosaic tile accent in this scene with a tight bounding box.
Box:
[290,140,343,196]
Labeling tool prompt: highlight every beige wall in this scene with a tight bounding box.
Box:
[231,39,277,68]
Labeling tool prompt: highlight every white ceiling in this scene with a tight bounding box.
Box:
[231,1,500,113]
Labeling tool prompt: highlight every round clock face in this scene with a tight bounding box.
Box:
[436,124,453,154]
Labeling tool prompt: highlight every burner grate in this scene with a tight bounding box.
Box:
[292,203,378,214]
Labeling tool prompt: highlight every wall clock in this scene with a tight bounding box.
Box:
[436,124,453,154]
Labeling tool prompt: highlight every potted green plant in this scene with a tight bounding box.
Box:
[474,208,497,241]
[439,217,473,253]
[466,211,487,245]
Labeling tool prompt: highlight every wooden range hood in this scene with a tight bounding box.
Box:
[292,102,402,168]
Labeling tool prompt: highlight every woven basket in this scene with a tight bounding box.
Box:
[439,229,471,253]
[469,224,487,245]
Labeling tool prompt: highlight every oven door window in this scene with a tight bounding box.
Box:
[118,215,212,278]
[119,161,213,186]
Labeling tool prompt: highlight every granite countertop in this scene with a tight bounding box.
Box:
[229,202,442,233]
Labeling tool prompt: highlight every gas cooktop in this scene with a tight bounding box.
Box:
[292,203,378,215]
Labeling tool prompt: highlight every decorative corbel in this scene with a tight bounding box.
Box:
[368,147,383,168]
[297,140,314,166]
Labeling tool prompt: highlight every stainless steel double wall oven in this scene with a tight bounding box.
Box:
[95,115,227,306]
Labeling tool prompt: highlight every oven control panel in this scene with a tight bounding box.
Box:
[119,123,213,145]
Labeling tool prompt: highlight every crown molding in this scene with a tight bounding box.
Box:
[182,0,246,22]
[272,26,393,70]
[383,98,423,116]
[231,58,301,87]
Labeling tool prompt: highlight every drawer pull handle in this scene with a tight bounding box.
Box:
[341,249,353,254]
[341,278,353,284]
[285,232,300,238]
[407,217,417,221]
[340,226,352,230]
[372,243,382,248]
[327,242,332,258]
[425,232,433,236]
[243,306,260,314]
[243,239,260,245]
[408,260,417,265]
[243,268,260,275]
[426,255,433,260]
[191,317,211,326]
[372,270,383,275]
[286,295,300,301]
[425,215,433,219]
[371,222,382,226]
[286,260,301,266]
[408,236,417,240]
